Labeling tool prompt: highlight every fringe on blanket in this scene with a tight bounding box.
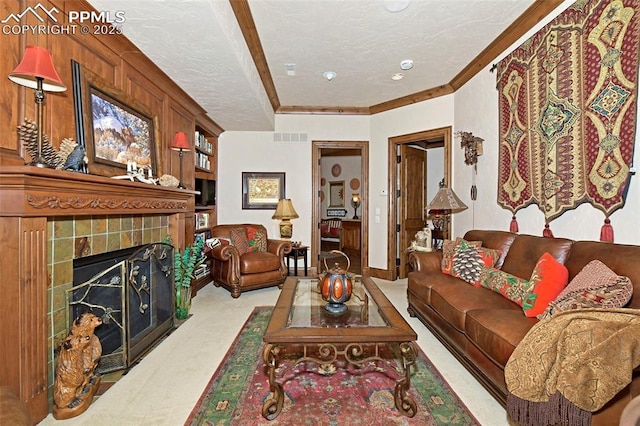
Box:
[507,392,591,426]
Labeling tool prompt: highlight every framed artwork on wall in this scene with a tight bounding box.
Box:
[73,60,160,177]
[242,172,285,209]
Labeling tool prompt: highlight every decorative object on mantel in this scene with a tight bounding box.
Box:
[457,131,483,201]
[159,174,180,187]
[350,193,361,219]
[272,198,299,239]
[496,0,640,241]
[9,45,67,168]
[17,119,86,171]
[170,132,190,189]
[111,161,158,184]
[53,312,102,419]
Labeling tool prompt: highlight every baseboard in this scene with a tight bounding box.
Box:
[367,267,393,280]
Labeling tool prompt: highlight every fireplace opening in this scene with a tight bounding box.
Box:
[67,243,175,373]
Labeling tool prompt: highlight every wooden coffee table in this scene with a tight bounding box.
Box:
[262,276,418,420]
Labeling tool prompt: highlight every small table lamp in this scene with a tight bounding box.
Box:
[170,131,190,189]
[427,184,468,241]
[351,193,361,219]
[272,199,299,239]
[9,45,66,167]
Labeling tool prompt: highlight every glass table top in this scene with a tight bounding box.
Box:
[287,278,387,328]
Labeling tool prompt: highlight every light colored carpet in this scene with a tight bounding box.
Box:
[38,278,508,425]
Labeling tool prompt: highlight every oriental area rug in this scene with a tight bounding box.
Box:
[185,307,478,425]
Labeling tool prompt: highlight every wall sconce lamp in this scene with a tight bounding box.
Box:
[351,193,361,219]
[427,181,468,241]
[170,131,190,189]
[272,199,299,239]
[9,45,67,167]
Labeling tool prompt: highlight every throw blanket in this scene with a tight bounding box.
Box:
[505,308,640,425]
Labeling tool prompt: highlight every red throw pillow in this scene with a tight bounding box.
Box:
[230,227,249,255]
[245,226,267,252]
[522,252,568,317]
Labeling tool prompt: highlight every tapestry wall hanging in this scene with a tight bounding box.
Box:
[497,0,640,240]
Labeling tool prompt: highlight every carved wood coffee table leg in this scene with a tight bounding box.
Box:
[394,342,418,417]
[262,344,284,420]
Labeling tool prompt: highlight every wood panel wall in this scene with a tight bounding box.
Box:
[0,0,223,180]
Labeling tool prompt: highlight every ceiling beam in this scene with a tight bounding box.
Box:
[229,0,280,112]
[233,0,565,117]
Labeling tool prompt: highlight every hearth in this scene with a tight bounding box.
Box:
[68,243,174,373]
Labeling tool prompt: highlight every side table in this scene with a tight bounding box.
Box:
[285,246,308,276]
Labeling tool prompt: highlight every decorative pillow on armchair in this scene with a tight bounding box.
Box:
[538,259,633,319]
[230,227,249,255]
[441,237,482,275]
[522,252,568,317]
[245,226,268,252]
[478,267,530,305]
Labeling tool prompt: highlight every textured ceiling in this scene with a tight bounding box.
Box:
[88,0,535,131]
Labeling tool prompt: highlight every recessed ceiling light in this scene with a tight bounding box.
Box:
[323,71,337,81]
[392,73,404,81]
[384,0,410,12]
[400,59,413,70]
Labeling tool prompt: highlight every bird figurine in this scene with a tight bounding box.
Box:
[63,145,88,172]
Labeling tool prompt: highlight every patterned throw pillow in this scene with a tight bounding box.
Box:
[229,227,249,255]
[245,226,267,252]
[478,267,531,306]
[522,252,568,317]
[538,260,633,319]
[450,243,502,286]
[441,237,482,275]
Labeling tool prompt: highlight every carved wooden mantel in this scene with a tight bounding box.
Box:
[0,167,195,423]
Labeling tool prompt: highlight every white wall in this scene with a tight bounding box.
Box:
[218,0,640,272]
[321,155,362,218]
[217,115,369,245]
[368,96,455,268]
[453,0,640,244]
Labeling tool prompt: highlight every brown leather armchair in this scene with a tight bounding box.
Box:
[206,224,292,298]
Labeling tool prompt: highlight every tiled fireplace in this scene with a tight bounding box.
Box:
[0,167,194,423]
[48,215,171,379]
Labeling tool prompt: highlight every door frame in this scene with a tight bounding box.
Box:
[387,127,452,280]
[312,140,369,275]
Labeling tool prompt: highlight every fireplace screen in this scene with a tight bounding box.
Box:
[67,243,174,373]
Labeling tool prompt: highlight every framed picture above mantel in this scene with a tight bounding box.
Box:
[242,172,285,210]
[72,60,160,178]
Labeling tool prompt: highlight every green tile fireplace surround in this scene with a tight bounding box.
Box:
[0,166,195,423]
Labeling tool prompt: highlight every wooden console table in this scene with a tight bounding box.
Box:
[341,220,361,250]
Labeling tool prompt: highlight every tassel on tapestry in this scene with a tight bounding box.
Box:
[600,218,614,243]
[543,223,554,238]
[495,0,639,235]
[509,215,519,233]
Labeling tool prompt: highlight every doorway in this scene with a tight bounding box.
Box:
[388,127,451,280]
[312,141,369,276]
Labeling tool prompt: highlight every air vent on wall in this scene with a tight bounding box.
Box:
[273,132,308,143]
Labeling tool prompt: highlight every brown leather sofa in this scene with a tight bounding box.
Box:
[408,230,640,425]
[207,224,292,298]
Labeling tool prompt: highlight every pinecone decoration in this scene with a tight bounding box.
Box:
[17,118,65,168]
[452,244,484,284]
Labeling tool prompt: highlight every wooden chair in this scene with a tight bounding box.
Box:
[320,219,343,251]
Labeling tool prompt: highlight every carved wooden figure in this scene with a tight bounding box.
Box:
[53,312,103,420]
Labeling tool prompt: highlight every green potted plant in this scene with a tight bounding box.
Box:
[166,236,205,320]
